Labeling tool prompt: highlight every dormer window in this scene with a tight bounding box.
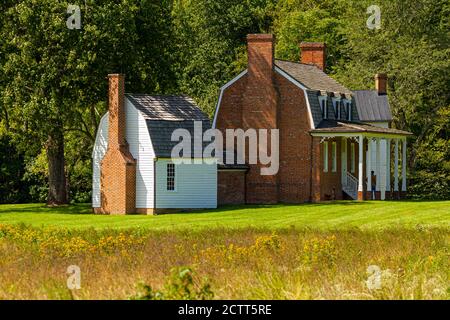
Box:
[319,96,328,119]
[343,99,352,121]
[332,97,341,119]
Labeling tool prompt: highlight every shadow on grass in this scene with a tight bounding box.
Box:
[1,199,443,217]
[0,203,92,215]
[171,200,372,216]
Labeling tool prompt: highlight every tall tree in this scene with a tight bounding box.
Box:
[0,0,176,204]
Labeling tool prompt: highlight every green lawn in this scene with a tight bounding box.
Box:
[0,201,448,231]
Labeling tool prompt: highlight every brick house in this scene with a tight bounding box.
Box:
[92,74,217,214]
[214,34,412,204]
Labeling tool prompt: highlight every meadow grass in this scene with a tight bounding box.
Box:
[0,224,448,300]
[0,200,448,231]
[0,201,448,300]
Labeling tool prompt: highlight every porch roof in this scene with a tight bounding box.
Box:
[310,120,412,138]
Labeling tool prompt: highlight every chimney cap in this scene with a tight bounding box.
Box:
[375,73,387,79]
[108,73,125,78]
[300,42,326,49]
[247,34,274,42]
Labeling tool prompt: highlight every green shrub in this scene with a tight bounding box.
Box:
[131,267,214,300]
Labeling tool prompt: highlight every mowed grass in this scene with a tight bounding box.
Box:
[0,201,448,231]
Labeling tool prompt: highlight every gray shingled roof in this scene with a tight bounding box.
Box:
[126,94,211,158]
[126,94,208,121]
[275,60,352,94]
[312,120,411,136]
[146,120,211,158]
[353,90,392,122]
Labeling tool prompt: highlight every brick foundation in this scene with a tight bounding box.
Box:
[218,171,246,205]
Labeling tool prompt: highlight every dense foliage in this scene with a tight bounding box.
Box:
[0,0,448,203]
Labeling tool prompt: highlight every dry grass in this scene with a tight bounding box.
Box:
[0,224,448,300]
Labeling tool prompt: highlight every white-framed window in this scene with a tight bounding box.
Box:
[331,141,337,172]
[350,143,355,173]
[319,96,327,119]
[167,163,176,191]
[332,98,341,119]
[343,99,352,121]
[323,141,329,172]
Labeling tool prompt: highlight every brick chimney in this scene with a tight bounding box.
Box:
[108,74,126,147]
[247,34,274,81]
[299,42,326,71]
[95,73,136,215]
[243,34,279,204]
[375,73,387,95]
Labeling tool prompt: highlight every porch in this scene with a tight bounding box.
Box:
[311,121,413,201]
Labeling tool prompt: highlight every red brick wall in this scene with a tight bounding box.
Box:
[275,73,313,203]
[218,171,246,205]
[215,35,325,204]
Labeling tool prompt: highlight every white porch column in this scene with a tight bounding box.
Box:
[341,137,347,185]
[376,138,381,192]
[367,138,372,194]
[358,135,364,196]
[386,138,391,194]
[380,138,386,200]
[402,138,407,192]
[394,138,399,192]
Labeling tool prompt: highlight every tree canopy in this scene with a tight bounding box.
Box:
[0,0,448,203]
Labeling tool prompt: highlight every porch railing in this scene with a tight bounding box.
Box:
[343,172,358,200]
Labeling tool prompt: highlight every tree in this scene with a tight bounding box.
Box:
[0,0,176,204]
[171,0,275,116]
[333,0,450,199]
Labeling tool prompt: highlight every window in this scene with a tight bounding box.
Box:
[323,141,328,172]
[167,163,175,191]
[350,143,355,173]
[332,98,341,119]
[331,142,337,172]
[348,101,352,121]
[343,99,352,121]
[319,96,327,119]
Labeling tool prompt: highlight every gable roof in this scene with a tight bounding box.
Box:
[275,60,352,95]
[353,90,392,122]
[126,94,208,121]
[126,94,211,158]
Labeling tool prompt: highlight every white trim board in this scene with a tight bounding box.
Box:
[212,70,248,129]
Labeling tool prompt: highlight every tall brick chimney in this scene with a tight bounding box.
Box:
[375,73,387,95]
[243,34,278,204]
[95,73,136,215]
[247,34,274,81]
[299,42,326,71]
[108,74,126,146]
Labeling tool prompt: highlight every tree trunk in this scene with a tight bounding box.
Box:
[46,127,68,205]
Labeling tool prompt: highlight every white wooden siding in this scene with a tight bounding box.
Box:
[125,99,155,208]
[91,99,156,209]
[155,159,217,208]
[92,113,109,207]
